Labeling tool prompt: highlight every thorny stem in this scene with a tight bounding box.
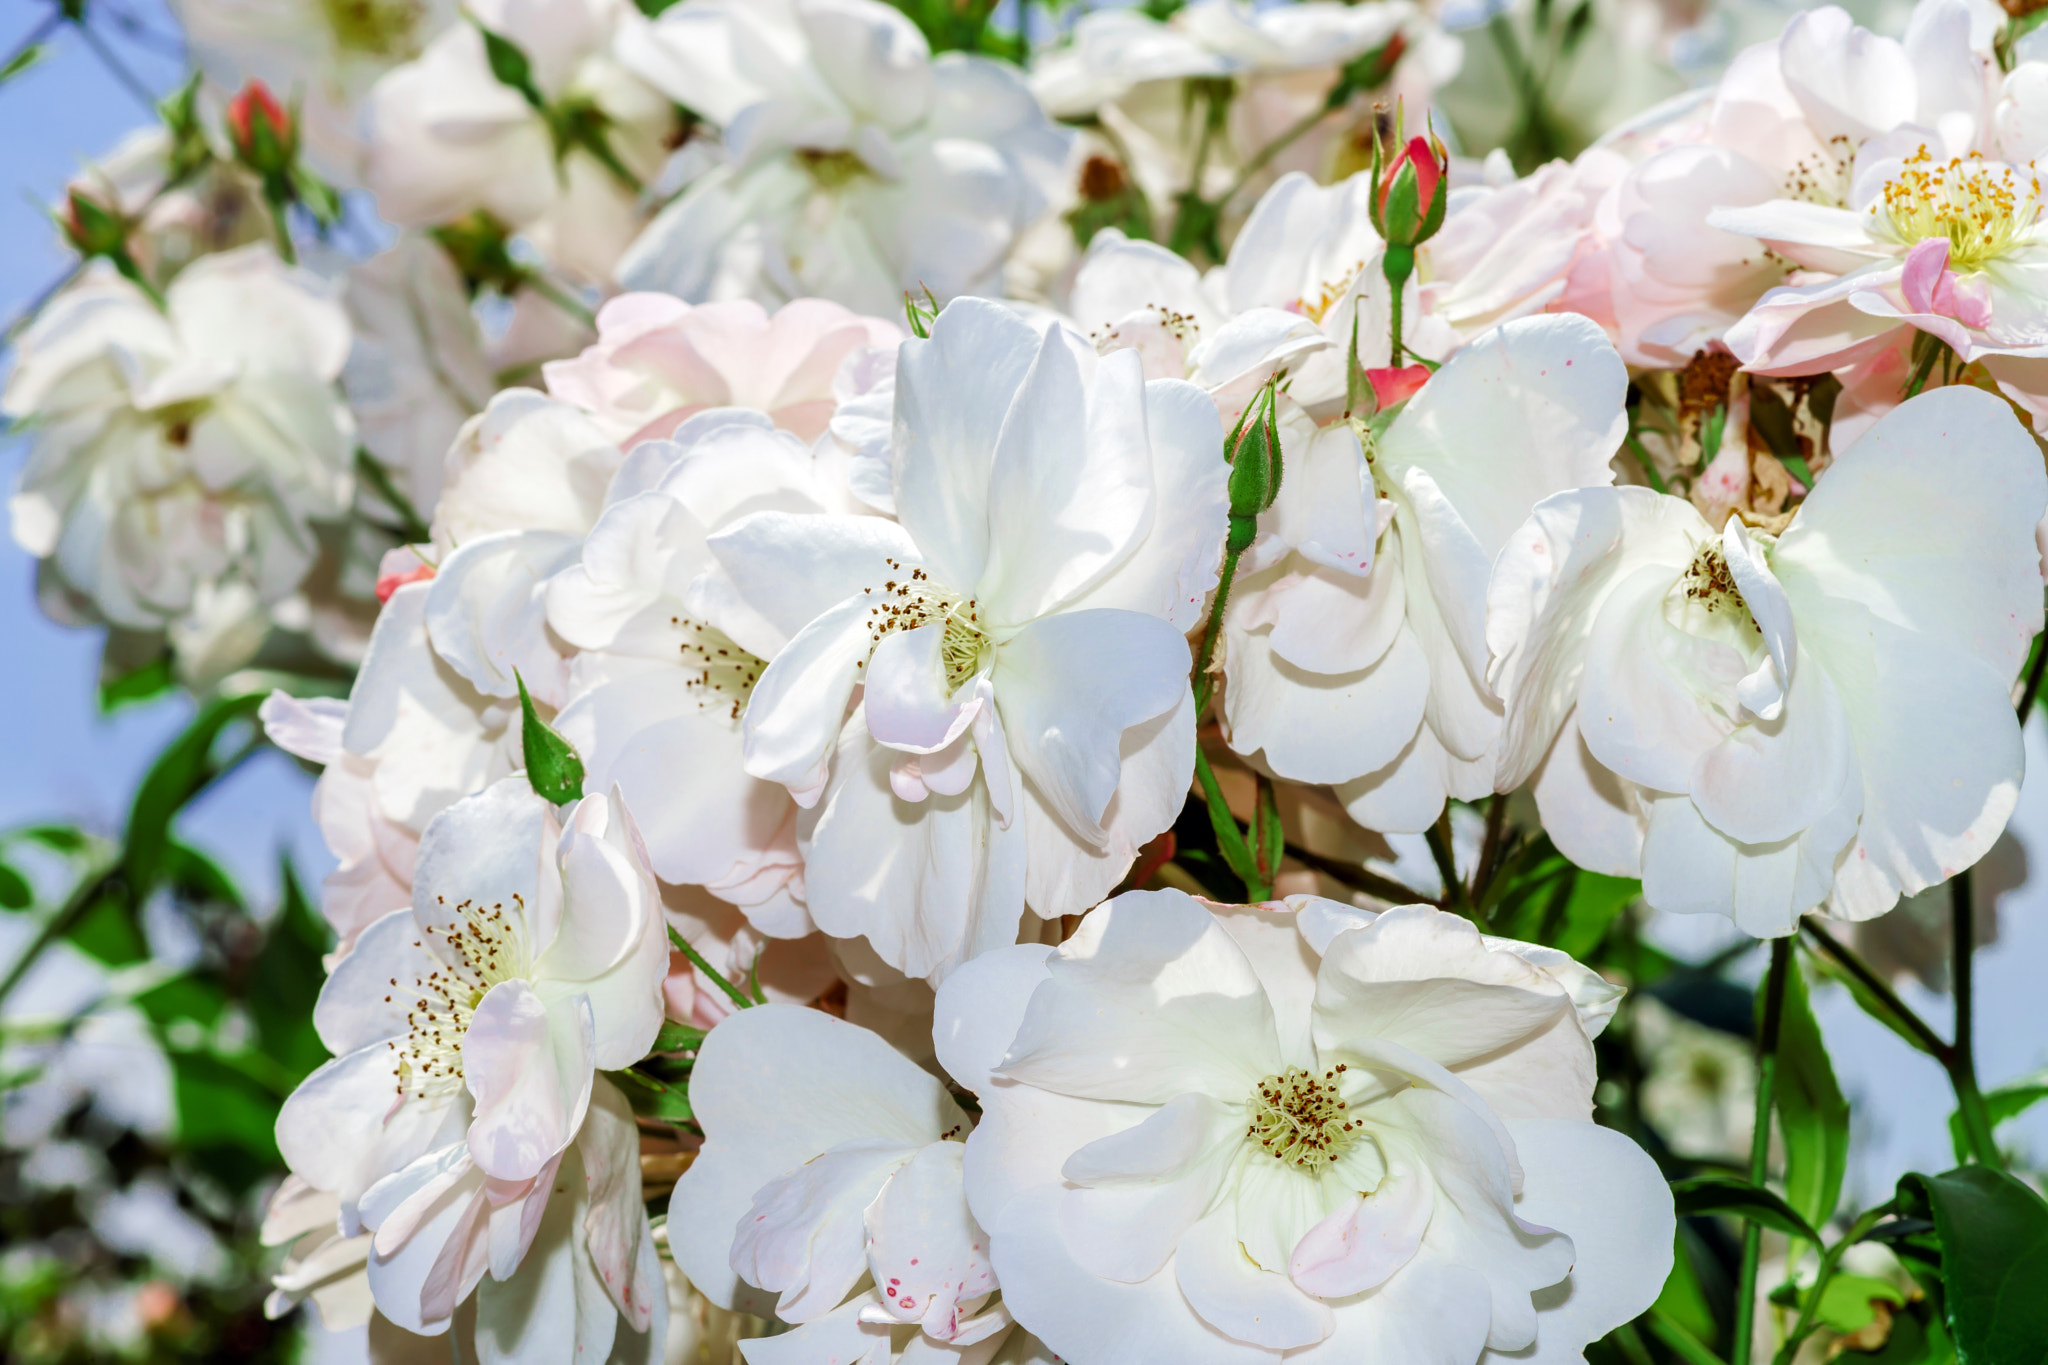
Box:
[1950,869,2004,1169]
[1190,544,1243,715]
[1732,937,1792,1365]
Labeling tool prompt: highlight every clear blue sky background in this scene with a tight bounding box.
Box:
[1,0,2044,1200]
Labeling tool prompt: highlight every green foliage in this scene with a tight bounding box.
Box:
[98,653,174,713]
[476,20,546,109]
[1896,1167,2048,1364]
[125,693,266,897]
[1482,837,1640,959]
[517,670,586,804]
[1670,1174,1823,1245]
[609,1067,695,1123]
[1773,962,1851,1237]
[1948,1081,2048,1165]
[885,0,1028,62]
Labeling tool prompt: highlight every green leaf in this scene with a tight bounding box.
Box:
[475,21,546,109]
[1771,960,1849,1237]
[16,824,88,855]
[0,862,30,910]
[608,1067,693,1123]
[652,1019,706,1054]
[1652,1223,1721,1350]
[171,1049,284,1181]
[1670,1174,1824,1244]
[667,925,752,1011]
[0,42,45,86]
[1809,1274,1906,1336]
[124,691,266,896]
[516,671,585,804]
[1896,1166,2048,1364]
[1481,838,1639,957]
[244,860,334,1085]
[64,876,146,966]
[1948,1082,2048,1166]
[97,653,174,713]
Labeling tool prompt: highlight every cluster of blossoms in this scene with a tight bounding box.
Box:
[9,0,2048,1360]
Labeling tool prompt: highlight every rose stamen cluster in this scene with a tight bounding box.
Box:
[1877,147,2041,269]
[1246,1064,1358,1172]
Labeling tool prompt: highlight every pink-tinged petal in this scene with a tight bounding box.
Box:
[988,1186,1279,1365]
[864,622,981,754]
[734,1138,916,1323]
[1289,1163,1432,1298]
[669,1004,965,1313]
[411,778,561,974]
[734,1294,890,1365]
[363,1159,490,1336]
[485,1158,557,1280]
[1366,365,1431,410]
[276,1046,459,1224]
[577,1077,656,1331]
[864,1142,996,1340]
[462,981,594,1182]
[1177,1210,1333,1349]
[1899,237,1950,314]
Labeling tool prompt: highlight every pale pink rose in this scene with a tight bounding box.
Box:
[1594,1,2004,367]
[541,295,902,449]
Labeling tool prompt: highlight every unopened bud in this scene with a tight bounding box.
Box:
[227,80,295,177]
[1226,381,1284,552]
[1369,128,1449,251]
[61,187,128,259]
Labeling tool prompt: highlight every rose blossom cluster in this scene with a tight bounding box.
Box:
[9,0,2048,1360]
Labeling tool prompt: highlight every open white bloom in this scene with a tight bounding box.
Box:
[541,293,901,449]
[546,408,873,937]
[1487,386,2045,935]
[1224,315,1627,833]
[276,777,668,1342]
[935,890,1669,1364]
[1068,170,1447,416]
[172,0,460,180]
[261,1178,372,1329]
[4,245,354,633]
[365,0,675,282]
[343,238,494,519]
[1590,0,2004,367]
[671,1003,1051,1363]
[714,299,1227,979]
[616,0,1069,315]
[1033,1,1455,241]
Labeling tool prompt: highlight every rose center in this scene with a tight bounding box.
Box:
[1246,1065,1358,1173]
[321,0,430,59]
[388,894,526,1101]
[1877,147,2039,271]
[669,614,767,722]
[859,558,992,694]
[797,148,872,191]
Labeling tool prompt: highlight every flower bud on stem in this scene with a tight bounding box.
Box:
[1189,375,1288,900]
[1368,108,1449,366]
